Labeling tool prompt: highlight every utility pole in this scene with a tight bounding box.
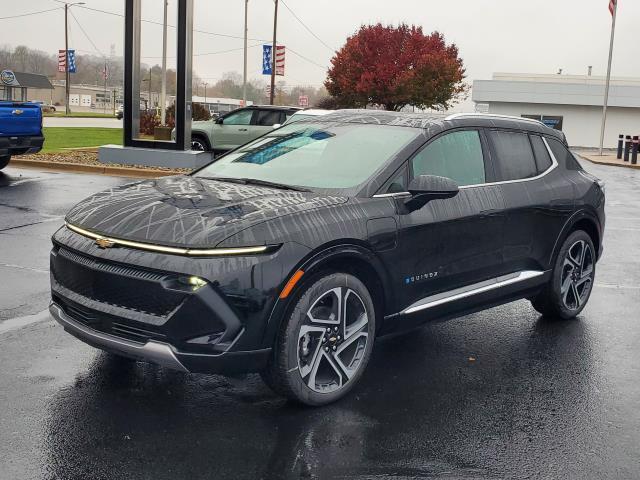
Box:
[204,82,208,104]
[269,0,278,105]
[243,0,248,106]
[64,3,70,115]
[55,1,85,114]
[160,0,168,125]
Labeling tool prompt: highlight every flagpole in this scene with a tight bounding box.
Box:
[599,1,617,156]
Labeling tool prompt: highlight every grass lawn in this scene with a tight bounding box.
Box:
[42,127,122,153]
[43,112,116,118]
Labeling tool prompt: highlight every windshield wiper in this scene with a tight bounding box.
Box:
[238,178,311,192]
[198,176,310,192]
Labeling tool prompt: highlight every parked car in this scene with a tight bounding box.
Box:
[115,105,124,120]
[49,111,605,406]
[0,101,44,170]
[282,108,332,125]
[190,105,300,154]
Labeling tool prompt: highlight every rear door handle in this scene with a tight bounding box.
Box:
[238,128,248,131]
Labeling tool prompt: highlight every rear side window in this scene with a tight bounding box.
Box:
[530,135,553,173]
[411,130,486,186]
[255,109,282,126]
[546,137,583,170]
[488,130,537,181]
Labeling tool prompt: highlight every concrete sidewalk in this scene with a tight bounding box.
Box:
[575,151,640,170]
[43,117,122,129]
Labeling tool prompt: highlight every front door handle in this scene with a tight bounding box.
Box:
[238,128,248,131]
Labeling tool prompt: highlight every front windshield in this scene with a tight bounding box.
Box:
[195,122,419,190]
[284,113,318,124]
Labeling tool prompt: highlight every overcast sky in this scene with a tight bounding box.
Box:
[2,0,640,109]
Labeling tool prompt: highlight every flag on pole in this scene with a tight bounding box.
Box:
[67,50,76,73]
[275,45,285,76]
[262,45,272,75]
[58,50,66,72]
[101,63,109,80]
[609,0,616,16]
[58,50,77,73]
[262,45,286,76]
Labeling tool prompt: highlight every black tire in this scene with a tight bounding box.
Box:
[531,230,596,319]
[262,272,376,406]
[191,135,210,152]
[0,155,10,170]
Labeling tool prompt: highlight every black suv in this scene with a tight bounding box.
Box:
[49,111,605,406]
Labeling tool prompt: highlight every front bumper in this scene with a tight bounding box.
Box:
[50,301,271,374]
[0,135,44,156]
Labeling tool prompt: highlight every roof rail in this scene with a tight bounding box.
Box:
[445,112,546,127]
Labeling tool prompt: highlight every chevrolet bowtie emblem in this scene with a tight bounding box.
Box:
[12,109,23,115]
[95,237,115,249]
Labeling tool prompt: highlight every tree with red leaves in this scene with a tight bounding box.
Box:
[325,24,467,111]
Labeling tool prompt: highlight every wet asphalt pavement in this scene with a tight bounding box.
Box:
[0,162,639,480]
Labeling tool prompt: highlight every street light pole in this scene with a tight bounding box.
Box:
[269,0,278,105]
[243,0,248,106]
[204,82,208,104]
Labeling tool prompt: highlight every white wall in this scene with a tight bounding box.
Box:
[487,102,640,148]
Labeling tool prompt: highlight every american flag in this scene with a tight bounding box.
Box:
[262,44,286,76]
[58,50,66,73]
[101,63,109,80]
[58,49,77,73]
[275,45,285,76]
[609,0,616,16]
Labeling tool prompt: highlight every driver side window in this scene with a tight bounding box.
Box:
[411,130,486,186]
[223,109,254,126]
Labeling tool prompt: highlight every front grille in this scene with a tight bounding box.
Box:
[51,247,186,317]
[56,295,166,344]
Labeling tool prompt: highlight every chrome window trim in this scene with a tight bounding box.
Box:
[401,270,545,315]
[372,135,559,197]
[372,192,411,198]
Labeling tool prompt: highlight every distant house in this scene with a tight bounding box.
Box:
[0,70,53,102]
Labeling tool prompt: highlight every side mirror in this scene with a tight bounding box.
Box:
[272,123,281,129]
[404,175,459,212]
[216,117,224,125]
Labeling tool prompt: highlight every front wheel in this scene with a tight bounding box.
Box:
[531,230,596,319]
[262,273,376,406]
[0,155,10,170]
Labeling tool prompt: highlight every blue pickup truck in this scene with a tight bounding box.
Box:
[0,101,44,170]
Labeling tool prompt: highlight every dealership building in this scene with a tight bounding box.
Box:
[473,73,640,148]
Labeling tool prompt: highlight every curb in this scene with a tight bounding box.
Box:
[577,154,640,170]
[9,158,184,177]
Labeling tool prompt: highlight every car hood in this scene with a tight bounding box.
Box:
[65,176,347,248]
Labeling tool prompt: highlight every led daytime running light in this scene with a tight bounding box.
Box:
[65,222,270,257]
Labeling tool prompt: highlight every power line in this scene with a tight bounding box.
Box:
[0,7,61,20]
[69,9,106,58]
[287,46,328,70]
[73,4,270,42]
[279,0,335,52]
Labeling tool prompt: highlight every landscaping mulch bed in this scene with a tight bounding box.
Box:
[20,150,192,174]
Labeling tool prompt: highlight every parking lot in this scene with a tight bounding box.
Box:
[0,159,639,479]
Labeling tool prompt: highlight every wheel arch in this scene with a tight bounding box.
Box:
[549,209,602,267]
[260,241,394,349]
[191,131,211,150]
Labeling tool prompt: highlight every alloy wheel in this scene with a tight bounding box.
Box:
[297,287,370,394]
[191,139,206,151]
[560,240,594,311]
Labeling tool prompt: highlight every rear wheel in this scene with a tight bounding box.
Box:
[531,230,595,319]
[0,155,10,170]
[262,273,376,406]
